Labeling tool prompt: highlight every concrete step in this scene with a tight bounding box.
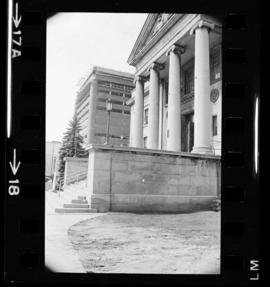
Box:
[78,196,87,200]
[55,208,97,213]
[63,203,90,208]
[71,199,88,204]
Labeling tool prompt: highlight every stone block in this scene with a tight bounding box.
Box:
[90,194,110,212]
[179,165,197,176]
[153,163,180,175]
[177,184,196,195]
[176,157,198,166]
[93,169,110,181]
[113,171,141,182]
[110,194,216,213]
[111,161,128,171]
[94,157,111,170]
[128,161,155,172]
[112,152,135,162]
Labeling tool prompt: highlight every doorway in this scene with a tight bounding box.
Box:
[184,113,194,152]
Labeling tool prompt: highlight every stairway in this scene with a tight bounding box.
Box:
[55,195,97,214]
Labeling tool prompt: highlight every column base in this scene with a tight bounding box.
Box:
[191,146,214,155]
[132,142,144,149]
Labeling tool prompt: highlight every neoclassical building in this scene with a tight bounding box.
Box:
[63,14,222,214]
[127,14,222,155]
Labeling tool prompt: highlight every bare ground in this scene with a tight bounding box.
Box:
[67,211,220,274]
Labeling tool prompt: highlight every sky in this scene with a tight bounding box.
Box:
[46,13,148,142]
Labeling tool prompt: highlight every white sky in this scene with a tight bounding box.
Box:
[46,13,148,142]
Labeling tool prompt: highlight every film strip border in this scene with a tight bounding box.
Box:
[222,11,260,283]
[5,0,45,282]
[5,1,260,284]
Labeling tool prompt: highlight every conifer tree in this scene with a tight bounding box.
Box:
[56,114,87,189]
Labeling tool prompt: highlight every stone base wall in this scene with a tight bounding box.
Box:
[87,145,221,213]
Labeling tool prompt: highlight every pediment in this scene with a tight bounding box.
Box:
[127,13,175,65]
[144,14,173,46]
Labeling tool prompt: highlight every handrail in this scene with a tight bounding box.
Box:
[67,170,87,182]
[54,168,88,191]
[67,169,88,179]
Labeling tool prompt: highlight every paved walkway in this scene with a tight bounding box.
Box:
[45,189,104,273]
[45,213,103,273]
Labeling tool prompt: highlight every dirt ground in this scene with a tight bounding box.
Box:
[67,211,220,274]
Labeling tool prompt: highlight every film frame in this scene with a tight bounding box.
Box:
[4,0,261,284]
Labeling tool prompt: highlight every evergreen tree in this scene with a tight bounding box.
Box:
[56,114,87,189]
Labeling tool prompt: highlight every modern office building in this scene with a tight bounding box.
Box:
[127,14,222,155]
[75,66,135,147]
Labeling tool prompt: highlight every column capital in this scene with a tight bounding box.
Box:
[166,44,185,57]
[190,20,215,35]
[134,75,147,85]
[147,62,165,73]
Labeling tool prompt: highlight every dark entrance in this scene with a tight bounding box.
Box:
[182,113,194,152]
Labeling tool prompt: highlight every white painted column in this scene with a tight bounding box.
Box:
[158,80,163,149]
[190,20,215,155]
[87,78,98,145]
[129,98,135,147]
[133,76,144,148]
[166,44,185,151]
[148,63,163,149]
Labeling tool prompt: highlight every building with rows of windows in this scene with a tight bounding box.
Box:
[127,13,222,155]
[74,66,134,147]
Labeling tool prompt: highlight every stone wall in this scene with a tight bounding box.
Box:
[87,145,221,213]
[64,157,88,186]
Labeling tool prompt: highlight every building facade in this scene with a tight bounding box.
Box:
[127,14,222,155]
[75,66,135,147]
[45,141,61,177]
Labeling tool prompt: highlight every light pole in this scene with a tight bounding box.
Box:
[105,99,113,145]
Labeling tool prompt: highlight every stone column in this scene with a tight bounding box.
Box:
[190,20,215,155]
[148,63,164,149]
[129,98,135,147]
[87,78,98,145]
[166,44,185,151]
[133,76,144,148]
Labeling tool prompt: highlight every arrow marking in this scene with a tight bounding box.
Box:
[9,149,21,175]
[13,3,21,28]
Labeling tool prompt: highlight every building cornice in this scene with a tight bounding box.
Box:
[127,14,157,65]
[85,144,221,160]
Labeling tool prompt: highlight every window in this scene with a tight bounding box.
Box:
[184,67,194,94]
[210,47,221,83]
[144,108,149,125]
[111,83,124,90]
[98,80,111,88]
[111,91,123,97]
[144,136,148,148]
[125,85,134,92]
[212,115,218,136]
